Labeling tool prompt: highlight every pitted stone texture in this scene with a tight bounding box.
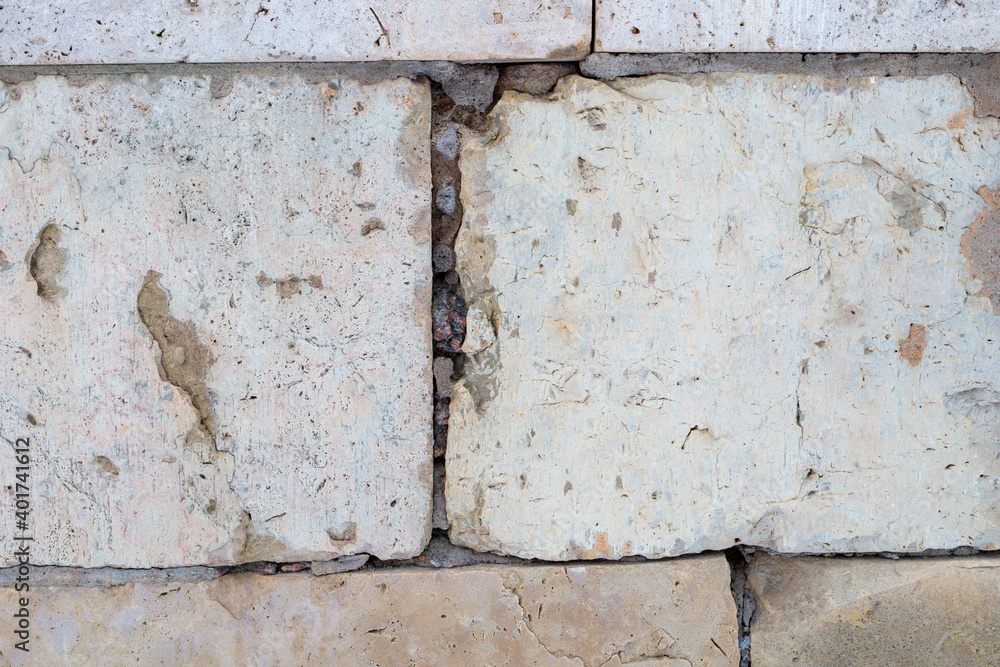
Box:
[0,1,590,65]
[0,74,431,567]
[449,74,1000,560]
[0,558,736,666]
[748,554,1000,666]
[596,0,1000,53]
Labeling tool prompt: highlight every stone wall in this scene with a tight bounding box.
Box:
[1,5,999,665]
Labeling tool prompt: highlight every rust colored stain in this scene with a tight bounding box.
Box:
[573,532,618,559]
[960,187,1000,314]
[947,108,971,130]
[899,323,927,367]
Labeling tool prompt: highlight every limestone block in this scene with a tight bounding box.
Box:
[748,553,1000,666]
[449,74,1000,559]
[0,73,432,566]
[596,0,1000,53]
[0,557,736,666]
[0,0,590,64]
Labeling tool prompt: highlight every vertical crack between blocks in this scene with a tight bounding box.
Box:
[725,548,756,667]
[591,0,598,53]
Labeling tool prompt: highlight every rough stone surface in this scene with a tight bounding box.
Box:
[748,553,1000,666]
[0,1,590,65]
[595,0,1000,53]
[0,558,736,666]
[449,73,1000,560]
[0,73,432,567]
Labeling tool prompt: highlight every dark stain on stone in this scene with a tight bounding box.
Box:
[0,249,12,272]
[257,271,324,298]
[137,271,216,438]
[326,522,357,545]
[899,323,927,366]
[577,156,602,187]
[275,278,303,299]
[28,223,65,300]
[545,40,591,62]
[960,187,1000,314]
[361,218,386,236]
[210,73,234,99]
[236,518,291,564]
[93,456,120,476]
[889,190,924,232]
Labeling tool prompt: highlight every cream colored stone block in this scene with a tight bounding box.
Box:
[0,1,590,64]
[1,558,736,666]
[748,553,1000,666]
[450,74,1000,559]
[0,73,432,566]
[596,0,1000,53]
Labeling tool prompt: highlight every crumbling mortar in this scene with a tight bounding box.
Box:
[726,547,757,667]
[5,546,996,597]
[429,62,581,468]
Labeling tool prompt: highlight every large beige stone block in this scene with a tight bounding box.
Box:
[596,0,1000,53]
[748,553,1000,666]
[449,74,1000,559]
[1,558,737,665]
[0,73,432,566]
[0,1,590,64]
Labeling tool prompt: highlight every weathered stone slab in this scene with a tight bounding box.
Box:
[596,0,1000,53]
[0,1,590,64]
[0,73,432,566]
[449,74,1000,559]
[748,553,1000,666]
[0,558,736,665]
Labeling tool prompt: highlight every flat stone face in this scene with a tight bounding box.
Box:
[0,74,432,566]
[596,0,1000,53]
[0,1,590,64]
[0,558,737,666]
[748,554,1000,666]
[449,74,1000,560]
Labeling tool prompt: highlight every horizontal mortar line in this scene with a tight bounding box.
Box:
[1,52,998,73]
[3,546,998,588]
